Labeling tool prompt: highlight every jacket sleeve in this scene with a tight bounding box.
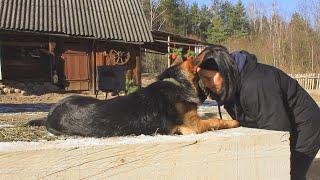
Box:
[241,70,292,131]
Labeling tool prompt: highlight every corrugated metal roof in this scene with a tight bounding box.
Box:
[0,0,153,42]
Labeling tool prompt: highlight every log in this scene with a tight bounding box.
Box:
[0,128,290,180]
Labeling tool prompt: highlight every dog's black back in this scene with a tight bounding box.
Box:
[45,65,206,137]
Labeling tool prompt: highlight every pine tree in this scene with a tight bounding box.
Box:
[157,0,187,35]
[207,16,229,43]
[233,0,250,36]
[189,3,201,35]
[198,5,212,40]
[206,0,233,43]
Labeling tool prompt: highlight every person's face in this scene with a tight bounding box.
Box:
[196,67,224,95]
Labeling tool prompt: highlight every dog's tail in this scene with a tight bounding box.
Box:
[26,117,47,127]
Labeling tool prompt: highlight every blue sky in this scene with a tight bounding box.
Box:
[187,0,299,19]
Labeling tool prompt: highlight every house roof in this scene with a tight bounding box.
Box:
[0,0,153,43]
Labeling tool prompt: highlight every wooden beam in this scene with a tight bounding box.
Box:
[156,39,207,47]
[2,41,47,48]
[0,128,290,179]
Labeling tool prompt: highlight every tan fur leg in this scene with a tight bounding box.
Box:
[170,125,197,135]
[206,118,239,130]
[174,103,239,135]
[195,119,217,133]
[170,119,239,135]
[193,119,239,133]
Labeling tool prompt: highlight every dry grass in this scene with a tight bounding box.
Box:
[308,90,320,102]
[0,126,57,142]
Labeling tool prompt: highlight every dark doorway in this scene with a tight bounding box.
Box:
[2,46,51,80]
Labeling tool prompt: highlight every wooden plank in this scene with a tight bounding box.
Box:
[314,74,316,90]
[91,41,96,94]
[63,52,90,91]
[0,128,290,180]
[318,74,320,89]
[95,51,105,66]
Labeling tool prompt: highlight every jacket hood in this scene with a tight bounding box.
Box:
[231,50,258,79]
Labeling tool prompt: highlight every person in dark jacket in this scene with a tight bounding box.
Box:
[196,46,320,180]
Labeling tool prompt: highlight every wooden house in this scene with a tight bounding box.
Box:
[0,0,153,92]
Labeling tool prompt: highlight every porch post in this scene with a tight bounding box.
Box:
[135,47,142,87]
[167,36,171,68]
[48,41,56,83]
[0,40,2,81]
[91,40,96,95]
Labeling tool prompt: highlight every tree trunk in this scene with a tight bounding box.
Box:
[290,28,294,73]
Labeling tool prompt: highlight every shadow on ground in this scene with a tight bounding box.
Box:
[0,104,53,113]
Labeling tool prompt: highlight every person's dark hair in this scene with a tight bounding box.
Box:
[198,46,239,104]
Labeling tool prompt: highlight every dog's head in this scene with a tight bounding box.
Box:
[158,54,208,104]
[193,46,239,104]
[158,45,235,104]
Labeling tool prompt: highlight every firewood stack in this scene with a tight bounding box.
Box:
[0,82,60,96]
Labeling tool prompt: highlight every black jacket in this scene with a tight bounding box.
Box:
[225,51,320,154]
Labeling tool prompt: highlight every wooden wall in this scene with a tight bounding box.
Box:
[0,34,50,80]
[0,32,142,92]
[60,40,142,91]
[95,42,142,87]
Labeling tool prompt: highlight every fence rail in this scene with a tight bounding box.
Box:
[289,73,320,90]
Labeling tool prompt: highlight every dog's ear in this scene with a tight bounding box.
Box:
[191,49,208,67]
[171,56,183,67]
[183,49,209,74]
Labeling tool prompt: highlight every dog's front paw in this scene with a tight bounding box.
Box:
[227,120,239,128]
[178,126,197,135]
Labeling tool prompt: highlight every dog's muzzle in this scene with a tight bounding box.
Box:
[197,79,209,103]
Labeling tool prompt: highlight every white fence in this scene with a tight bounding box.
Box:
[289,73,320,90]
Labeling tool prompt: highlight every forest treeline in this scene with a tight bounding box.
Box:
[141,0,320,73]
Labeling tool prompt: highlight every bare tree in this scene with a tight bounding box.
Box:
[247,1,266,34]
[310,0,320,72]
[314,1,320,30]
[247,2,258,32]
[258,3,266,33]
[270,1,279,67]
[290,26,294,72]
[224,0,320,73]
[143,0,167,31]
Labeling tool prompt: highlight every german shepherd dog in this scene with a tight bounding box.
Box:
[29,52,239,137]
